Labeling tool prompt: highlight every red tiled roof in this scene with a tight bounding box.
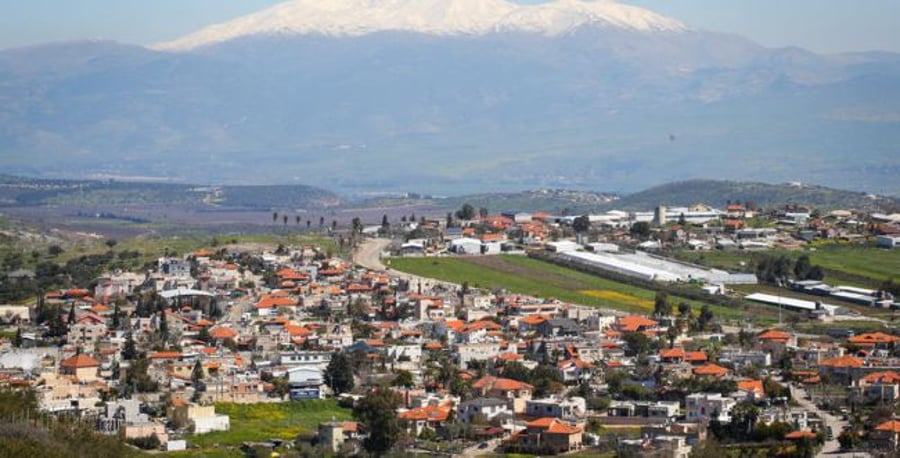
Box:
[472,375,533,392]
[210,327,238,339]
[848,332,900,345]
[737,379,765,396]
[692,363,729,377]
[149,351,182,359]
[398,405,450,422]
[819,355,864,368]
[256,295,296,309]
[617,315,658,332]
[863,371,900,385]
[60,353,100,368]
[876,420,900,433]
[785,430,817,439]
[758,329,792,341]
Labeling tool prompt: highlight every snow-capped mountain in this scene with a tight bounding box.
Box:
[1,1,899,195]
[154,0,687,51]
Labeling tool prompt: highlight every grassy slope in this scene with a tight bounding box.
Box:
[389,255,769,323]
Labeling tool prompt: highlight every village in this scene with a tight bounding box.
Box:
[1,200,900,457]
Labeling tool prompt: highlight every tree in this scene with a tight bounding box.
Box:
[68,303,76,325]
[13,327,22,348]
[122,332,138,361]
[352,217,363,234]
[794,254,812,280]
[197,326,211,343]
[273,212,279,223]
[630,221,651,239]
[354,386,403,455]
[678,302,692,317]
[283,215,288,226]
[446,212,454,228]
[696,305,714,331]
[112,301,121,329]
[573,215,590,234]
[623,331,652,356]
[653,291,672,317]
[158,311,169,343]
[45,305,65,337]
[325,352,355,394]
[478,207,489,219]
[191,359,204,386]
[48,245,64,256]
[105,239,118,248]
[456,203,475,221]
[393,369,414,388]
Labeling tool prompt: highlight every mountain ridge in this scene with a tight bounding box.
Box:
[153,0,687,51]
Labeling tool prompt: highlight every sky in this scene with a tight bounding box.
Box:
[1,0,899,54]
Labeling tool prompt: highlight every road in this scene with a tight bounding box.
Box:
[354,238,460,291]
[788,383,869,457]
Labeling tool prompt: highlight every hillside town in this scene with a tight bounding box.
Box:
[1,201,899,457]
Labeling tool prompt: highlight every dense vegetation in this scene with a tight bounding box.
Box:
[0,388,139,458]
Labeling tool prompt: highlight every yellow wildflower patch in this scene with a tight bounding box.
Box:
[579,290,654,310]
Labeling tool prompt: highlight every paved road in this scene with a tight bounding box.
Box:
[788,383,868,457]
[353,238,460,291]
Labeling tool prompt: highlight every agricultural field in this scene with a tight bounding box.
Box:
[388,255,780,324]
[176,400,351,456]
[673,242,899,288]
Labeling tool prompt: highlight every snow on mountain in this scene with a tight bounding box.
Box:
[153,0,687,51]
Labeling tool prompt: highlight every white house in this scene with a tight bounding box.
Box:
[526,397,587,420]
[685,393,735,424]
[457,398,511,424]
[287,366,326,399]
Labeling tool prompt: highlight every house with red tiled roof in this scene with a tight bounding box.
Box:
[658,347,709,364]
[511,418,583,454]
[59,353,100,381]
[255,294,297,317]
[472,376,534,413]
[756,328,795,356]
[872,420,900,449]
[848,332,900,349]
[858,371,900,401]
[557,358,598,384]
[819,354,865,384]
[736,379,765,401]
[209,326,238,341]
[616,316,659,333]
[692,363,729,378]
[398,404,452,435]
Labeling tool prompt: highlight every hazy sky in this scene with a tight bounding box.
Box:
[1,0,898,53]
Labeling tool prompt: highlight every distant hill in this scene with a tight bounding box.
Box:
[0,176,342,210]
[440,189,620,214]
[608,179,897,211]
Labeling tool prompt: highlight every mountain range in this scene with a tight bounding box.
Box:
[1,0,899,196]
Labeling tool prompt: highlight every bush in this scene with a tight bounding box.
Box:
[126,434,160,450]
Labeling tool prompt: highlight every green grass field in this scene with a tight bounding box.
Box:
[674,243,899,287]
[388,255,776,323]
[181,400,351,455]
